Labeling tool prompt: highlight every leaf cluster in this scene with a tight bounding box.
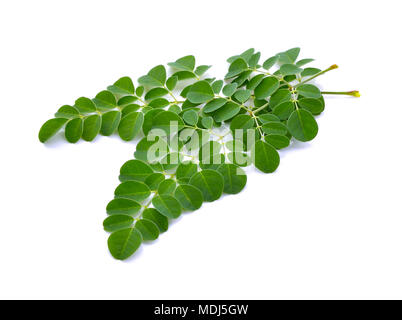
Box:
[39,48,357,260]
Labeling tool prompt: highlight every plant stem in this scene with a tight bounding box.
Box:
[321,90,360,97]
[295,64,338,87]
[253,102,269,115]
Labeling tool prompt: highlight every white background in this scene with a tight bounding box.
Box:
[1,0,401,299]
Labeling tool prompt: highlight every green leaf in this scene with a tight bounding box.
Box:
[203,98,227,113]
[74,97,97,113]
[261,121,288,135]
[252,140,280,173]
[262,56,278,70]
[189,170,224,202]
[166,76,178,91]
[144,173,165,191]
[296,58,314,67]
[183,110,198,126]
[173,71,197,81]
[264,134,290,149]
[160,152,183,171]
[246,74,265,90]
[65,118,83,143]
[118,112,143,141]
[168,104,181,114]
[174,184,203,210]
[145,87,169,101]
[280,64,303,76]
[135,219,159,241]
[213,102,241,122]
[257,113,281,124]
[269,89,292,108]
[230,114,254,131]
[201,116,213,129]
[103,215,134,232]
[199,153,225,170]
[212,80,224,94]
[138,65,166,86]
[222,83,237,97]
[232,70,252,87]
[198,141,222,163]
[107,77,135,95]
[82,114,101,141]
[248,52,261,68]
[226,139,245,151]
[106,198,141,215]
[142,208,168,233]
[287,109,318,141]
[297,84,321,99]
[272,101,295,120]
[108,228,142,260]
[119,159,154,182]
[114,180,151,202]
[152,195,182,219]
[176,162,198,183]
[187,80,214,104]
[38,118,68,143]
[239,48,255,61]
[100,110,121,136]
[142,109,163,135]
[152,110,184,135]
[301,68,321,77]
[217,164,247,194]
[148,98,169,108]
[225,58,248,79]
[134,136,168,163]
[277,47,300,64]
[195,65,211,76]
[234,89,252,103]
[168,55,196,71]
[297,98,324,115]
[121,104,141,117]
[158,179,177,195]
[93,90,117,110]
[227,152,251,167]
[136,86,145,97]
[118,95,138,106]
[254,77,280,99]
[55,105,79,119]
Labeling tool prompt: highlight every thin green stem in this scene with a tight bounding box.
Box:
[295,64,338,87]
[253,102,269,115]
[321,90,360,97]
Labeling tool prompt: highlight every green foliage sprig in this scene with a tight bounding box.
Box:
[39,48,359,260]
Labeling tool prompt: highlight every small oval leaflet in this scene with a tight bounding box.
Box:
[118,111,144,141]
[135,219,160,241]
[114,180,151,202]
[108,228,142,260]
[65,118,83,143]
[142,208,169,233]
[217,164,247,194]
[106,198,141,216]
[100,111,121,136]
[174,184,204,211]
[189,170,224,202]
[287,108,318,142]
[119,159,154,182]
[254,77,280,99]
[103,215,134,232]
[252,140,280,173]
[39,118,68,143]
[82,114,101,141]
[187,80,214,104]
[152,195,182,219]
